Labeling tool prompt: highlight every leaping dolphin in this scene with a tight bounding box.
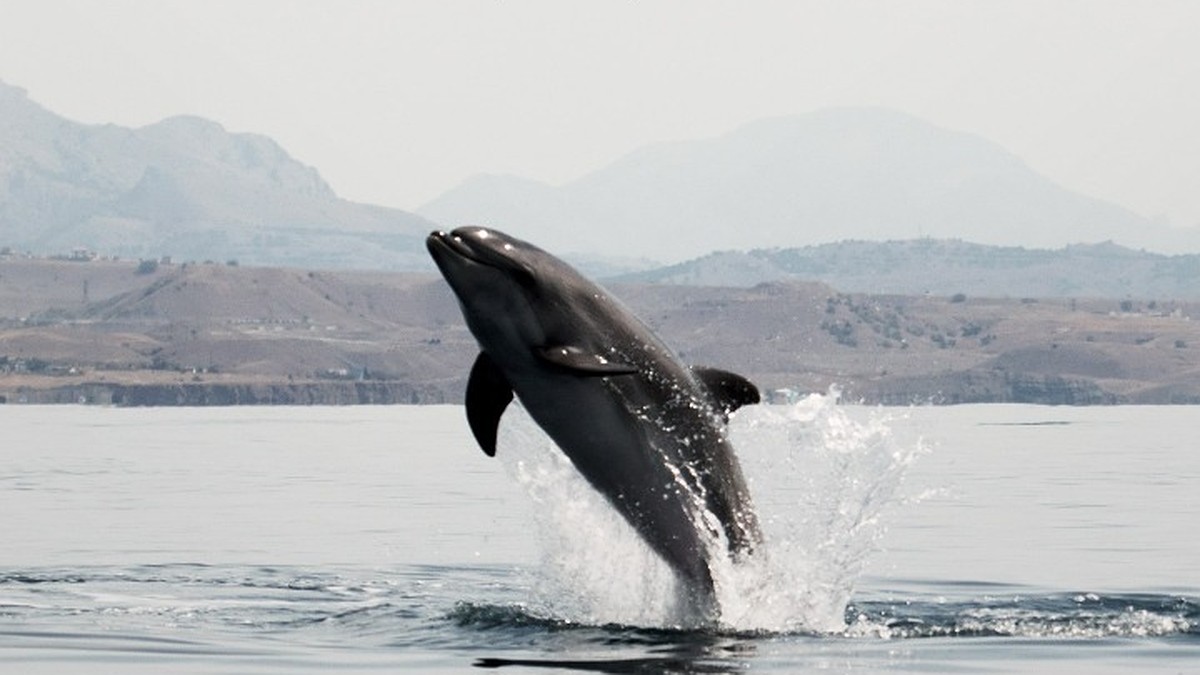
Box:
[427,227,762,618]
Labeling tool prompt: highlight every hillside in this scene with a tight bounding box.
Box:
[3,257,1199,406]
[615,239,1200,299]
[0,81,434,270]
[419,108,1189,262]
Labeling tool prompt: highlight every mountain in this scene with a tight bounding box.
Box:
[9,83,1195,277]
[615,239,1200,299]
[420,108,1194,262]
[0,81,434,269]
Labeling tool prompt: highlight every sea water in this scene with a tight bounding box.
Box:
[1,400,1197,673]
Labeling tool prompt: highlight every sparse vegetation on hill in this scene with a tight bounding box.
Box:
[3,258,1199,406]
[615,240,1200,300]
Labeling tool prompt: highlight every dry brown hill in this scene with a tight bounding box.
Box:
[2,257,1199,405]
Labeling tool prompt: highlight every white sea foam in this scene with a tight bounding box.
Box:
[495,392,925,632]
[497,406,684,627]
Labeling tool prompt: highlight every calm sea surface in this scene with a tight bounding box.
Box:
[1,400,1197,673]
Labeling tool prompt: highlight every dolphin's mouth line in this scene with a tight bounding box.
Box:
[428,231,485,266]
[427,230,536,282]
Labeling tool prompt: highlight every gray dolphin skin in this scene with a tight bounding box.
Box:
[427,227,762,618]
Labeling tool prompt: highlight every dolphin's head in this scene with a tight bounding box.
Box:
[427,227,587,361]
[427,227,543,289]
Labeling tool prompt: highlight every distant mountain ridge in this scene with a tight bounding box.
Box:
[0,81,433,269]
[7,80,1200,289]
[614,239,1200,299]
[420,108,1195,261]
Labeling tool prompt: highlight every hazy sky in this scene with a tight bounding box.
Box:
[2,1,1198,229]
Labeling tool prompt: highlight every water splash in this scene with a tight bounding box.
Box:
[497,408,684,628]
[494,391,923,632]
[718,393,922,633]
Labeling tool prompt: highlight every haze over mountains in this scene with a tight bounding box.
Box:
[0,81,433,269]
[419,108,1195,262]
[4,78,1200,296]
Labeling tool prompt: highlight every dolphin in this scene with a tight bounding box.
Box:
[427,227,762,617]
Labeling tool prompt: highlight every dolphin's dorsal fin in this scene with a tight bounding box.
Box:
[692,367,760,415]
[466,352,514,457]
[536,345,638,375]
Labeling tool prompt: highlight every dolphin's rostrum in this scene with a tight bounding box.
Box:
[427,227,762,620]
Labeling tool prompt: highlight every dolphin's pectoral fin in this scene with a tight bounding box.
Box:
[536,345,639,375]
[466,352,514,457]
[692,367,760,415]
